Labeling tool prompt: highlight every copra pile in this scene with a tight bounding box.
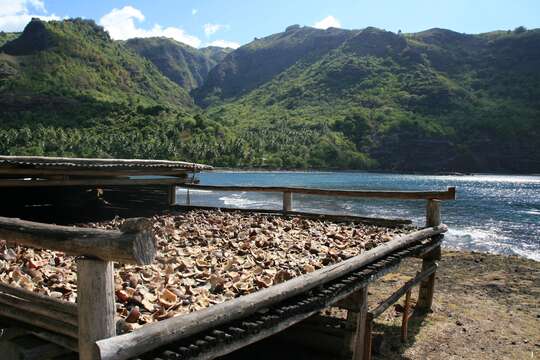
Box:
[0,210,413,330]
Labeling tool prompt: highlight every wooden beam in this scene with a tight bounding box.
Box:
[400,290,412,342]
[95,225,447,360]
[0,302,78,339]
[0,217,156,265]
[0,177,187,188]
[370,263,437,318]
[180,184,456,201]
[0,168,192,178]
[77,258,115,360]
[0,291,77,327]
[0,283,77,316]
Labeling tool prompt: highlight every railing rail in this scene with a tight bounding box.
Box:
[177,184,456,212]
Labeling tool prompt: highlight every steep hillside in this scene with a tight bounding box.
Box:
[0,18,221,160]
[205,27,540,172]
[194,25,360,105]
[125,37,231,91]
[0,32,19,47]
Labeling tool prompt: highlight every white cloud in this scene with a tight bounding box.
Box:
[0,0,59,32]
[191,9,198,15]
[207,39,240,49]
[99,6,201,47]
[313,15,341,29]
[203,23,229,37]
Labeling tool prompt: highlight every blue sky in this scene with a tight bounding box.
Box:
[1,0,539,48]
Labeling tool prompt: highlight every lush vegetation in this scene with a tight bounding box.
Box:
[1,20,539,172]
[125,38,231,91]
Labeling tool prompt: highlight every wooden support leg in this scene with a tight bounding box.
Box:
[417,246,441,313]
[417,199,442,313]
[363,313,373,360]
[168,185,176,206]
[400,290,411,342]
[342,286,368,360]
[77,258,116,360]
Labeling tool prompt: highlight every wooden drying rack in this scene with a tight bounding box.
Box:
[0,185,455,360]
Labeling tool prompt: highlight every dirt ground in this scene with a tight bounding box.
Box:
[225,250,540,360]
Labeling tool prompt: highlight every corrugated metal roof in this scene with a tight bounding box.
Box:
[0,155,212,171]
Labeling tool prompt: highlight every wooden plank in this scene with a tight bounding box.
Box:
[0,283,77,316]
[0,217,156,265]
[0,168,191,178]
[96,225,447,360]
[0,291,78,326]
[0,302,77,338]
[0,155,211,170]
[77,259,115,360]
[364,314,373,360]
[175,205,412,227]
[0,177,187,188]
[180,184,456,201]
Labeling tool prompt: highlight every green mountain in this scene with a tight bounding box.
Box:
[194,25,360,105]
[0,18,223,160]
[1,19,539,172]
[125,37,232,91]
[202,26,540,172]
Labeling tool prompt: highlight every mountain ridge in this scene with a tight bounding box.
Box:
[1,19,539,172]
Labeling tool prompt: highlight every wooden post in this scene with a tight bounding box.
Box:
[283,191,293,212]
[343,287,368,360]
[168,185,176,206]
[363,313,373,360]
[400,290,411,342]
[77,258,116,360]
[417,199,441,312]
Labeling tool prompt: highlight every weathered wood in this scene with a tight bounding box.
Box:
[168,185,176,206]
[0,302,78,338]
[0,217,156,264]
[77,258,115,360]
[400,290,412,342]
[0,177,187,188]
[175,204,412,227]
[0,291,78,326]
[0,168,191,178]
[343,287,368,360]
[282,191,293,212]
[364,313,373,360]
[0,155,211,170]
[370,263,437,318]
[96,225,447,360]
[0,283,77,316]
[180,184,456,201]
[426,199,441,227]
[417,199,441,312]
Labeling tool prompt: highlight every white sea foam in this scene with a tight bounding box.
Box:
[444,227,539,261]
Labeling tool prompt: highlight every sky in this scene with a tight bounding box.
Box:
[1,0,539,49]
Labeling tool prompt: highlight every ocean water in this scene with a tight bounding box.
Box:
[176,171,540,261]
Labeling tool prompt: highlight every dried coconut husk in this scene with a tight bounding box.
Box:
[0,210,413,328]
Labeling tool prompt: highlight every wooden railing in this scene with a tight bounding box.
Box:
[178,185,456,212]
[0,216,156,360]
